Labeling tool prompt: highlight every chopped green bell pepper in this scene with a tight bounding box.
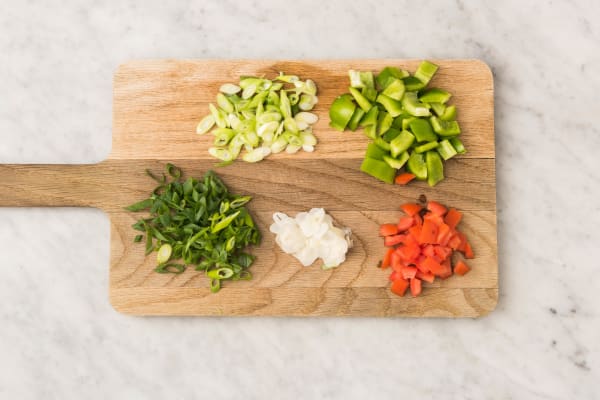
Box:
[390,130,415,158]
[349,87,372,112]
[430,116,461,136]
[429,102,446,117]
[381,78,406,101]
[360,157,396,184]
[409,118,437,142]
[376,94,404,117]
[376,67,410,89]
[426,150,444,187]
[365,142,387,160]
[414,60,439,85]
[377,111,393,136]
[347,107,365,131]
[382,127,402,142]
[364,124,377,139]
[402,92,431,117]
[329,94,356,131]
[391,113,408,129]
[402,116,416,130]
[440,105,457,121]
[450,138,467,154]
[375,137,391,152]
[437,139,458,160]
[349,70,375,89]
[419,88,451,104]
[415,141,439,153]
[407,152,427,180]
[383,152,409,169]
[359,106,379,127]
[403,76,426,91]
[362,86,378,102]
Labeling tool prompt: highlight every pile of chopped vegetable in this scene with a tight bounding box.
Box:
[328,61,466,186]
[379,200,473,297]
[269,208,352,269]
[126,164,261,292]
[196,73,319,164]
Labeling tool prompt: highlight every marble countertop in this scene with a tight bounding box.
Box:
[1,1,598,398]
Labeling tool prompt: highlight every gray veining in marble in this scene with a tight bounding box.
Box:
[1,0,599,398]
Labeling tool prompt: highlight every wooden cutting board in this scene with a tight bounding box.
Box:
[0,60,497,317]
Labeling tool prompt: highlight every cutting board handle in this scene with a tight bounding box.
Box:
[0,163,103,208]
[0,161,152,212]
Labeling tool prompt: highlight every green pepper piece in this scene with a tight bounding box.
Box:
[402,116,416,130]
[402,92,431,117]
[376,94,404,117]
[382,127,402,142]
[347,107,365,131]
[415,141,439,153]
[363,124,377,140]
[429,102,446,117]
[377,111,393,136]
[419,88,451,104]
[407,152,427,180]
[437,139,458,160]
[362,86,378,102]
[440,105,457,121]
[409,118,437,142]
[329,94,356,131]
[391,113,409,129]
[381,78,406,101]
[376,67,410,89]
[383,152,409,169]
[430,116,461,136]
[450,138,467,154]
[365,142,388,160]
[426,150,444,186]
[390,130,415,158]
[359,106,379,127]
[403,76,426,91]
[360,157,396,184]
[414,60,439,85]
[349,87,372,112]
[375,137,391,152]
[349,70,375,89]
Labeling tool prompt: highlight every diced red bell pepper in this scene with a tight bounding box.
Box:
[448,234,462,250]
[419,220,439,244]
[381,247,394,269]
[427,201,447,216]
[439,258,453,279]
[379,224,399,237]
[389,270,401,281]
[410,278,422,297]
[454,260,471,275]
[444,208,462,229]
[390,278,409,296]
[423,213,444,226]
[413,213,423,227]
[456,232,468,252]
[384,234,405,247]
[422,244,435,258]
[416,271,435,283]
[464,242,474,259]
[434,245,452,260]
[400,203,422,216]
[436,223,452,246]
[397,217,414,231]
[401,266,418,280]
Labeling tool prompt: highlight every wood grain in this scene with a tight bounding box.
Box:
[0,59,497,317]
